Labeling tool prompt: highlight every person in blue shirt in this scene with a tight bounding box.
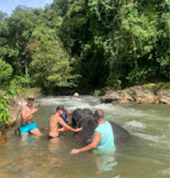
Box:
[70,109,116,154]
[58,109,71,132]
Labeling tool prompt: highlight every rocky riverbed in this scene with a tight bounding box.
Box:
[101,84,170,105]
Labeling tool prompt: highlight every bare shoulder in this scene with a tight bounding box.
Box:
[56,115,63,122]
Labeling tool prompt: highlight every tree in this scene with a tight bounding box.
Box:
[60,0,169,88]
[0,7,42,77]
[30,26,79,92]
[0,58,13,86]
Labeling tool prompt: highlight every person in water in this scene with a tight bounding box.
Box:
[70,109,116,154]
[19,96,42,138]
[48,105,82,139]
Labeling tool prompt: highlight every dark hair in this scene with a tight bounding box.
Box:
[63,109,67,113]
[56,105,65,111]
[94,109,104,120]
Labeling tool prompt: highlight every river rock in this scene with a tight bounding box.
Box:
[8,97,25,127]
[101,85,170,105]
[101,91,134,104]
[101,95,119,103]
[9,105,21,126]
[157,91,170,104]
[129,86,158,104]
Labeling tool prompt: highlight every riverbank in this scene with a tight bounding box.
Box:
[100,83,170,105]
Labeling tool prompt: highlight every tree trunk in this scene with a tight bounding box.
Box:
[132,37,138,68]
[25,57,28,78]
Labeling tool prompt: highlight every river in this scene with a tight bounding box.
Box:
[0,96,169,178]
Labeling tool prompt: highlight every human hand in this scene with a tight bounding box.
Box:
[70,149,80,154]
[75,127,83,132]
[58,128,67,132]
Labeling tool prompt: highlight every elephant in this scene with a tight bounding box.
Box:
[71,108,130,146]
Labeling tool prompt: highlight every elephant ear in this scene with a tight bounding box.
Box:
[71,118,78,128]
[71,109,83,127]
[78,117,97,144]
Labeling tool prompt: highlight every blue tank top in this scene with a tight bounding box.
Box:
[94,121,116,153]
[59,114,68,128]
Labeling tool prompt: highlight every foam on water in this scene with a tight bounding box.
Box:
[38,97,170,128]
[160,168,170,175]
[68,103,93,110]
[133,132,164,142]
[38,96,80,105]
[38,96,99,106]
[124,120,146,129]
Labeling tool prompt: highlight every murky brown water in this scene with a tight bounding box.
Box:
[0,96,170,178]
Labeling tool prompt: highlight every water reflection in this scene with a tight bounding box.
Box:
[48,137,60,153]
[21,135,36,145]
[95,153,117,174]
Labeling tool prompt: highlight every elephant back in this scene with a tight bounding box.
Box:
[110,121,131,144]
[82,108,93,116]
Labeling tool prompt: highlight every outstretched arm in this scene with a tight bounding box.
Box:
[70,131,101,154]
[58,117,82,132]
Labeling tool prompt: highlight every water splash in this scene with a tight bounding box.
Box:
[133,133,163,142]
[124,120,146,129]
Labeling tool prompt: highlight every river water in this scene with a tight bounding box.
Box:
[0,96,170,178]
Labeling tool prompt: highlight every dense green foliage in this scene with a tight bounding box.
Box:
[0,58,20,128]
[0,87,20,129]
[0,59,11,128]
[29,26,79,92]
[0,0,169,93]
[0,58,13,86]
[0,90,11,128]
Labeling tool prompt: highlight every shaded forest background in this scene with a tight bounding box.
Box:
[0,0,169,94]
